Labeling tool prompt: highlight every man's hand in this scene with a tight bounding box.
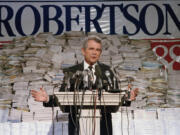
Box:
[31,87,49,102]
[130,88,139,101]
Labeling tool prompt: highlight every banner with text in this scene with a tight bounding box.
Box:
[0,0,180,40]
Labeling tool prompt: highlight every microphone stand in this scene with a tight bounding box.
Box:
[97,77,103,100]
[110,66,122,93]
[52,85,57,135]
[72,71,81,135]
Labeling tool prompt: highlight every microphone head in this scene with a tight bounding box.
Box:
[82,69,89,76]
[72,70,81,78]
[105,70,111,77]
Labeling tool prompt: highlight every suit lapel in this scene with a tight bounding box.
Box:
[78,62,84,71]
[95,62,102,86]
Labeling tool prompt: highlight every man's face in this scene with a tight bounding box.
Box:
[81,40,102,65]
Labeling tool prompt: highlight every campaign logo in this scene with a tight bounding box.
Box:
[151,41,180,71]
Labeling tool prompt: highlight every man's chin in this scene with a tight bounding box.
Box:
[90,60,97,65]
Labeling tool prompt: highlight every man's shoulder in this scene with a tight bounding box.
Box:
[98,62,111,70]
[63,63,83,73]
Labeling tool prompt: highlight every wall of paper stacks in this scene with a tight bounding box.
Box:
[0,108,180,135]
[0,32,180,134]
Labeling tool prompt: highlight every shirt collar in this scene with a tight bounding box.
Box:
[83,60,97,71]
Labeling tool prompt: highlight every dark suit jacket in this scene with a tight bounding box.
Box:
[61,62,115,91]
[44,61,129,112]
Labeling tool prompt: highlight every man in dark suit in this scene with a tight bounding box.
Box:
[31,35,138,135]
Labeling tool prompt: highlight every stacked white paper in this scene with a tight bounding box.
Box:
[166,71,180,107]
[0,31,171,122]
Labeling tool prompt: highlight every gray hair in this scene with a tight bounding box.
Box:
[82,35,102,49]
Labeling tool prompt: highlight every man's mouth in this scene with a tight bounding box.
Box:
[91,56,97,59]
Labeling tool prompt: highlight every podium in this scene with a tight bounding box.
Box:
[54,90,125,135]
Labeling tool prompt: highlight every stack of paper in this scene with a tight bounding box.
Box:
[8,108,23,122]
[0,32,172,122]
[166,71,180,107]
[0,108,9,122]
[0,86,13,108]
[99,50,111,65]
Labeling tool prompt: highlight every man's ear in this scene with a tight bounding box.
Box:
[81,48,85,56]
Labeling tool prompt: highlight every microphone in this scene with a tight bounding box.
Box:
[73,70,83,90]
[105,70,113,90]
[73,70,81,78]
[126,76,134,100]
[64,71,73,91]
[82,69,89,89]
[95,65,103,89]
[67,72,74,90]
[95,65,103,99]
[97,78,103,89]
[113,76,117,89]
[97,77,103,100]
[64,72,69,84]
[73,70,92,90]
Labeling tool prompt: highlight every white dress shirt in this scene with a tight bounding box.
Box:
[83,60,97,83]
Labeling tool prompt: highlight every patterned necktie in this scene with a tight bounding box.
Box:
[88,65,94,83]
[88,65,93,71]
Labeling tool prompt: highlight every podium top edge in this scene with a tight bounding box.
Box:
[54,91,125,95]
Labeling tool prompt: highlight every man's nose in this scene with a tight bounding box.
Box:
[93,50,98,54]
[92,51,96,55]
